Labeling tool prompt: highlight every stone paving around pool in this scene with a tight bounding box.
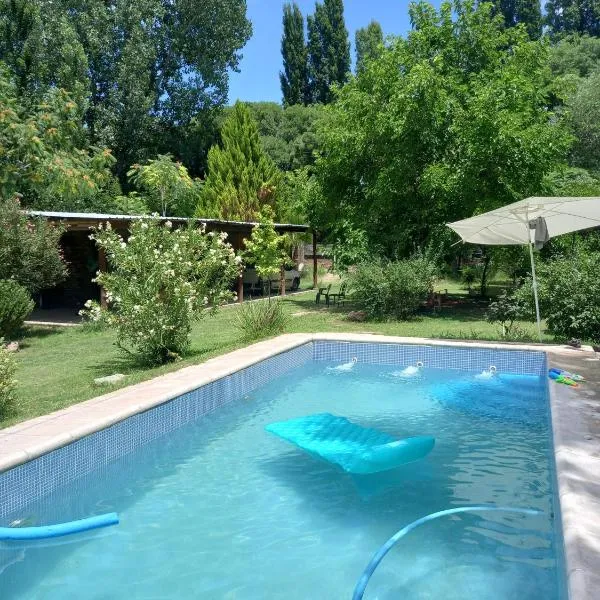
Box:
[0,333,598,599]
[547,348,600,600]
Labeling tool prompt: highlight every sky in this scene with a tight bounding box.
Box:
[228,0,442,104]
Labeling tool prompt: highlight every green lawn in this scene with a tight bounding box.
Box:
[5,286,551,429]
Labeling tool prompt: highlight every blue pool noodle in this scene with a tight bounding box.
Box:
[352,505,542,600]
[0,513,119,541]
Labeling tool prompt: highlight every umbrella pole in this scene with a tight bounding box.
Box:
[528,240,543,342]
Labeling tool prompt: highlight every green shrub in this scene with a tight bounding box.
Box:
[486,290,529,339]
[461,265,477,289]
[0,197,68,295]
[234,299,288,340]
[0,280,34,339]
[0,339,17,417]
[514,250,600,343]
[349,257,437,320]
[81,219,240,364]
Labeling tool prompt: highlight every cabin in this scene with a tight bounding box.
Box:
[26,211,315,310]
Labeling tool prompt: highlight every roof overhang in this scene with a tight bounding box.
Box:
[24,211,310,234]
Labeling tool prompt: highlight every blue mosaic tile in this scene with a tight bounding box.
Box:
[312,341,546,376]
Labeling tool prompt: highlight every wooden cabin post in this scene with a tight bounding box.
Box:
[312,230,318,289]
[237,273,244,303]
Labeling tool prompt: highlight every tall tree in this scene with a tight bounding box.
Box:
[550,34,600,77]
[314,0,571,258]
[0,0,88,106]
[307,0,350,104]
[490,0,542,38]
[199,102,280,221]
[567,73,600,170]
[355,20,384,74]
[0,64,115,209]
[545,0,600,37]
[241,102,324,170]
[280,2,308,106]
[0,0,253,181]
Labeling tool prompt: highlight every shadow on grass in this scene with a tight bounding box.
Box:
[18,326,67,350]
[21,326,67,340]
[83,338,241,379]
[285,293,496,325]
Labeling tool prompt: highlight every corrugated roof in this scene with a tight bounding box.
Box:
[25,211,310,233]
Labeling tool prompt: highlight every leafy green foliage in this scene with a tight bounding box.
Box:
[461,266,477,290]
[307,0,350,104]
[487,290,529,339]
[128,155,195,217]
[0,197,68,295]
[355,20,384,74]
[200,102,280,220]
[544,167,600,196]
[550,34,600,77]
[0,338,17,417]
[0,280,34,338]
[348,257,437,320]
[566,72,600,170]
[515,250,600,342]
[545,0,600,37]
[0,0,252,180]
[280,2,308,106]
[243,207,289,291]
[490,0,542,38]
[234,298,288,340]
[277,167,322,224]
[0,66,116,209]
[83,218,241,364]
[0,0,89,107]
[244,102,324,171]
[112,193,150,216]
[314,0,571,258]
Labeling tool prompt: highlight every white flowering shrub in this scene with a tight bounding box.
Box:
[82,218,241,364]
[0,338,17,417]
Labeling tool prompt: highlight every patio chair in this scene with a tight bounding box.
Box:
[315,283,331,304]
[326,282,347,307]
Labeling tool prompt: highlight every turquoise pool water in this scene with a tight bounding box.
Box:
[1,361,562,599]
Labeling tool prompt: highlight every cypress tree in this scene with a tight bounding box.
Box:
[307,0,350,104]
[355,20,384,74]
[199,102,280,221]
[280,2,308,106]
[545,0,600,37]
[490,0,542,38]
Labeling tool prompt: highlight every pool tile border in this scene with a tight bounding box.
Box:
[1,332,598,600]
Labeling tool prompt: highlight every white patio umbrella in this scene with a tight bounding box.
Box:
[447,196,600,341]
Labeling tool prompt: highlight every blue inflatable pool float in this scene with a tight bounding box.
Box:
[0,513,119,541]
[265,413,435,474]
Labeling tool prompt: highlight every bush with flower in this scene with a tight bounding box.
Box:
[82,218,241,364]
[0,338,17,417]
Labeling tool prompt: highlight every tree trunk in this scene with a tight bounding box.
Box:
[280,265,286,296]
[480,254,491,297]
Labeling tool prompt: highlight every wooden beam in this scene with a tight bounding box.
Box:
[237,273,244,303]
[312,230,318,289]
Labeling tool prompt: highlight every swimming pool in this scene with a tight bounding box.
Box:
[0,341,565,599]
